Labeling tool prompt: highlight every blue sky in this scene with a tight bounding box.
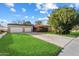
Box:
[0,3,79,27]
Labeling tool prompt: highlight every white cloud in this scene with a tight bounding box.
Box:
[28,3,32,5]
[5,3,14,8]
[36,3,42,10]
[74,3,79,9]
[25,16,28,19]
[0,19,8,23]
[0,19,11,27]
[10,8,16,12]
[35,3,58,14]
[22,8,26,12]
[15,14,21,17]
[69,3,79,9]
[45,3,58,10]
[5,3,16,12]
[47,14,50,17]
[38,17,48,21]
[69,4,74,8]
[75,3,79,7]
[40,10,48,14]
[31,16,34,19]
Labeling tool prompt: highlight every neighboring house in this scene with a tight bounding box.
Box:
[33,25,51,32]
[0,25,8,31]
[8,24,33,33]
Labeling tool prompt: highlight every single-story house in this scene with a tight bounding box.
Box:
[8,24,33,33]
[8,24,51,33]
[0,25,8,31]
[33,25,51,32]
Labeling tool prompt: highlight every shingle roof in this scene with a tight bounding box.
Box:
[8,24,33,26]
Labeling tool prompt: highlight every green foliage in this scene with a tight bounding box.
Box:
[66,32,79,37]
[23,21,32,25]
[35,21,42,25]
[48,7,79,34]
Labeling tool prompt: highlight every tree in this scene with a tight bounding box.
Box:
[35,21,42,25]
[23,20,31,25]
[48,7,79,34]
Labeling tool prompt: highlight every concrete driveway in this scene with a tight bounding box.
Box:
[59,37,79,56]
[27,32,73,48]
[28,32,79,56]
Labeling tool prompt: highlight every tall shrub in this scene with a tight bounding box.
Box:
[48,7,79,34]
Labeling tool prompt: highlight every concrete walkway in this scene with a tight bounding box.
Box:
[0,32,7,38]
[59,37,79,56]
[28,32,73,48]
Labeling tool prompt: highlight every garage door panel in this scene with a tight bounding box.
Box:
[10,27,23,33]
[9,26,33,33]
[24,27,32,32]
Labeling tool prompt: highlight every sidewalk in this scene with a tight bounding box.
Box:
[59,37,79,56]
[0,32,7,38]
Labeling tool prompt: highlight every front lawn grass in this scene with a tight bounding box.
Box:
[43,32,79,38]
[66,32,79,37]
[0,33,62,56]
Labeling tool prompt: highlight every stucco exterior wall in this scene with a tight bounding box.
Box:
[24,26,33,32]
[10,27,23,33]
[8,25,33,33]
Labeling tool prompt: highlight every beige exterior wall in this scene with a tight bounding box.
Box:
[8,25,33,33]
[10,27,23,33]
[24,26,33,32]
[0,27,8,31]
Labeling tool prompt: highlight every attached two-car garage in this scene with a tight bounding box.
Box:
[8,24,33,33]
[9,27,23,33]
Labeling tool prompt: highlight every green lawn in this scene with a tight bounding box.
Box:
[66,32,79,37]
[43,32,79,38]
[0,33,62,56]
